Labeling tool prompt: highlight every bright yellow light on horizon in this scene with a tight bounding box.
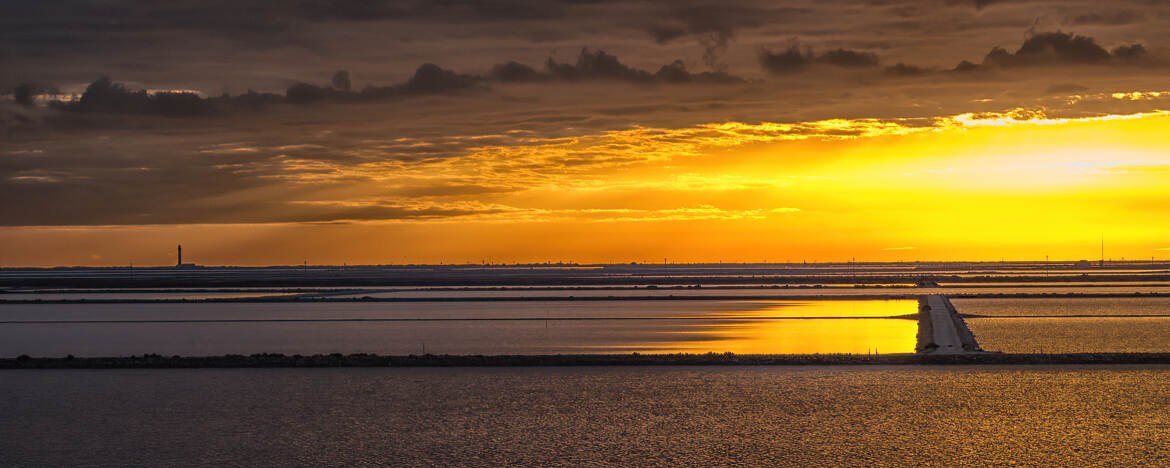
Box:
[3,107,1170,266]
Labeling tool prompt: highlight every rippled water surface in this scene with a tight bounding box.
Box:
[4,366,1170,466]
[954,297,1170,316]
[0,300,916,356]
[967,317,1170,353]
[955,298,1170,353]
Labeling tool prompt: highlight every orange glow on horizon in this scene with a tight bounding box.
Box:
[3,107,1169,266]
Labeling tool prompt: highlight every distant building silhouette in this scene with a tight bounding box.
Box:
[176,244,196,268]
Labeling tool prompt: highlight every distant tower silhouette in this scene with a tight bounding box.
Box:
[177,244,182,267]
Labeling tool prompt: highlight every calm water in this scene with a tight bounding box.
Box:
[4,366,1170,466]
[0,300,917,357]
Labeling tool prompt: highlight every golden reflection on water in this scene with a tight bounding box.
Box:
[715,299,917,318]
[660,300,919,354]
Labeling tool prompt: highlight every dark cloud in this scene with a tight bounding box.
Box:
[649,25,689,45]
[50,78,288,113]
[884,63,929,76]
[0,0,578,47]
[391,183,522,198]
[645,5,805,72]
[488,61,545,82]
[1045,83,1088,94]
[288,0,577,23]
[331,70,351,92]
[53,77,215,116]
[45,63,484,116]
[546,49,653,82]
[25,46,749,121]
[641,4,814,71]
[886,5,924,18]
[651,60,741,84]
[13,84,37,107]
[0,1,312,58]
[952,60,983,72]
[758,45,813,74]
[403,63,481,94]
[13,0,1170,232]
[273,203,508,224]
[698,33,731,73]
[0,182,511,224]
[654,60,694,83]
[0,147,278,226]
[817,49,880,67]
[284,83,333,104]
[9,0,1170,95]
[966,31,1147,69]
[1012,32,1110,63]
[522,49,743,84]
[348,64,483,100]
[1068,10,1145,26]
[648,5,763,44]
[941,0,1005,11]
[758,43,879,74]
[1111,43,1148,61]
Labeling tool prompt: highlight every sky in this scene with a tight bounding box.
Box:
[2,0,1169,266]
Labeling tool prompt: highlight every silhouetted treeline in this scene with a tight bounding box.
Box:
[27,49,745,116]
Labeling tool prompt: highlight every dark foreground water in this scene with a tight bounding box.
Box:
[4,366,1170,466]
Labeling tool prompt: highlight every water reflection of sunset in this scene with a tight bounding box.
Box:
[713,300,916,318]
[661,300,918,354]
[661,318,918,355]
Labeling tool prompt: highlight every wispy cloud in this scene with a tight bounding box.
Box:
[280,200,799,224]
